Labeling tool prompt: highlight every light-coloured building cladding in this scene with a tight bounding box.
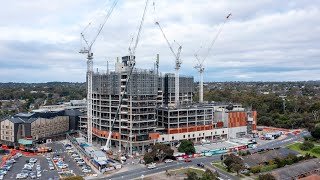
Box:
[0,111,71,144]
[0,119,15,142]
[90,58,159,154]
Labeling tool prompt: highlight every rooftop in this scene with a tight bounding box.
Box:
[270,158,320,180]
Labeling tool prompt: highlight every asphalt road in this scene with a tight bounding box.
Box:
[98,131,310,180]
[249,131,310,153]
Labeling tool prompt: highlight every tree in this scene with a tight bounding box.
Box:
[143,152,154,164]
[311,126,320,139]
[185,171,199,180]
[223,154,243,172]
[232,163,245,175]
[300,141,314,151]
[178,140,195,154]
[151,144,174,162]
[200,169,219,180]
[258,173,276,180]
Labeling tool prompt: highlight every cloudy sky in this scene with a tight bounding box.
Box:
[0,0,319,82]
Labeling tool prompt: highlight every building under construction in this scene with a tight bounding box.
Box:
[79,55,257,155]
[81,56,193,154]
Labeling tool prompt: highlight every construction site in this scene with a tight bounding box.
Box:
[78,0,256,157]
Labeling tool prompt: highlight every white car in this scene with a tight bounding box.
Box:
[0,174,4,180]
[74,158,83,161]
[147,165,156,169]
[71,154,79,157]
[82,169,91,173]
[16,173,27,179]
[37,172,41,178]
[67,150,75,153]
[57,164,68,169]
[29,158,37,163]
[66,147,73,150]
[165,159,173,163]
[77,161,85,165]
[49,166,55,170]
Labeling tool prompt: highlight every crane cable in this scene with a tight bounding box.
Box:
[201,13,231,65]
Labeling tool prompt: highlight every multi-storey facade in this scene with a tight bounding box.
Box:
[163,73,194,106]
[91,56,159,154]
[0,110,79,144]
[85,55,257,155]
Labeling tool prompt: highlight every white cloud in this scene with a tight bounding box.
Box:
[0,0,320,82]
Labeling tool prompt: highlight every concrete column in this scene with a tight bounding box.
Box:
[119,141,121,153]
[142,143,145,154]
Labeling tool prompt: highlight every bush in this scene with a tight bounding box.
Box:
[311,126,320,139]
[250,166,261,174]
[311,146,320,154]
[258,173,276,180]
[300,141,314,151]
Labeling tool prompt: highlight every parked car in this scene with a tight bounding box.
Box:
[164,159,173,163]
[66,147,73,150]
[0,170,7,175]
[16,173,28,179]
[29,158,37,163]
[67,150,74,153]
[0,174,4,180]
[77,161,85,165]
[184,159,192,162]
[82,168,91,173]
[49,165,55,170]
[29,172,36,179]
[74,157,83,161]
[36,171,41,178]
[71,154,79,157]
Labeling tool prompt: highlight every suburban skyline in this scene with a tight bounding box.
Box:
[0,0,319,82]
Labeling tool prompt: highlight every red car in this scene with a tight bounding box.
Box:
[184,159,192,162]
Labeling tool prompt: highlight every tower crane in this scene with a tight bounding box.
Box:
[79,0,119,144]
[194,13,231,103]
[102,0,150,152]
[155,21,182,107]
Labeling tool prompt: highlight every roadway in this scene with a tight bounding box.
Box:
[98,131,309,180]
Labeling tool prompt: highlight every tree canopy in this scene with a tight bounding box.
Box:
[178,140,196,154]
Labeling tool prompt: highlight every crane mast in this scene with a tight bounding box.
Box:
[194,13,231,103]
[155,21,182,107]
[79,0,119,144]
[103,0,149,152]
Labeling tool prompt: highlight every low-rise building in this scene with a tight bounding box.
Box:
[0,110,82,144]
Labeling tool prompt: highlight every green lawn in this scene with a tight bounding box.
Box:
[168,167,205,176]
[286,142,320,158]
[212,162,232,173]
